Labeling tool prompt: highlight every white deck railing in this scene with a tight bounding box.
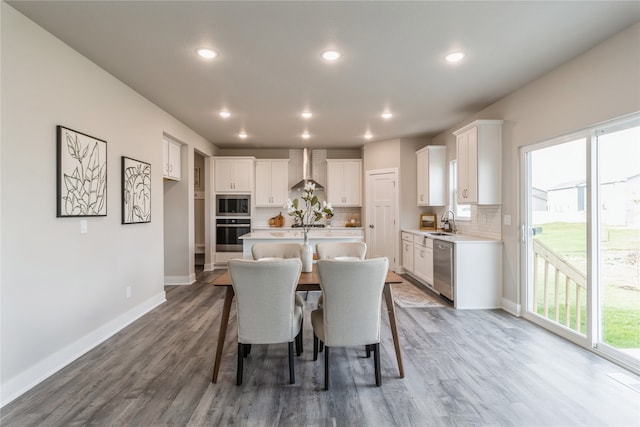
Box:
[532,239,587,332]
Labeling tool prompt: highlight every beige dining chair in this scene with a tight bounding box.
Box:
[251,242,303,260]
[311,257,389,390]
[251,242,306,312]
[227,258,303,385]
[315,241,367,312]
[315,242,367,260]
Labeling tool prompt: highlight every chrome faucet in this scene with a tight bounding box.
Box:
[442,210,457,233]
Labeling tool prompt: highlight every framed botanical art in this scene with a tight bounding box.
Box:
[121,156,151,224]
[56,125,107,217]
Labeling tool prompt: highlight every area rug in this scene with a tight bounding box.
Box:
[392,280,444,308]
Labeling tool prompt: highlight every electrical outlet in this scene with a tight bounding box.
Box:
[126,286,132,299]
[504,215,512,226]
[80,220,88,234]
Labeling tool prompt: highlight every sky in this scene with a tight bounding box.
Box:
[531,125,639,190]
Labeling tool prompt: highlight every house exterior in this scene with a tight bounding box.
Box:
[1,2,639,405]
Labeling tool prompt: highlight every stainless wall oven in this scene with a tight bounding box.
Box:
[216,194,250,216]
[216,218,251,252]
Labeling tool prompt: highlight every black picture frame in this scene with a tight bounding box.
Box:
[121,156,151,224]
[56,125,107,217]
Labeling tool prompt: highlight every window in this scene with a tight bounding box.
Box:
[450,160,470,220]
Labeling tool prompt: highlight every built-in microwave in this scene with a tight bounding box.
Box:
[216,194,250,216]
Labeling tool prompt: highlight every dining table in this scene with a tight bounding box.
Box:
[210,264,406,383]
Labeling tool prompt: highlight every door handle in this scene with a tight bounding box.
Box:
[369,224,374,229]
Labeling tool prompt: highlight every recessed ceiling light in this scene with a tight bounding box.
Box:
[381,111,393,119]
[238,131,248,139]
[219,110,231,118]
[445,52,465,63]
[364,132,373,140]
[302,131,311,139]
[301,111,313,119]
[196,48,218,59]
[322,50,342,61]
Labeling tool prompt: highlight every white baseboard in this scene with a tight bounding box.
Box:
[502,298,521,316]
[203,263,214,271]
[1,291,166,408]
[164,274,196,285]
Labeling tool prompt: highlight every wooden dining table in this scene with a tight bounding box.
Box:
[210,265,406,383]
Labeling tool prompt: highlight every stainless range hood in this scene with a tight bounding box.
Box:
[291,148,324,191]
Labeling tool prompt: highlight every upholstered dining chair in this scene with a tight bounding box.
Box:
[311,257,389,390]
[251,242,306,312]
[315,241,367,312]
[251,242,303,260]
[315,241,367,260]
[227,258,303,385]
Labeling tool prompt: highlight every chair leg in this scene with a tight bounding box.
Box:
[288,342,295,384]
[243,344,251,358]
[313,334,318,361]
[237,343,244,386]
[374,343,381,387]
[295,319,303,356]
[324,346,330,390]
[366,344,371,358]
[319,340,324,353]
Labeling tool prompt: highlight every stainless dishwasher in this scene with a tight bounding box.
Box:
[433,240,454,300]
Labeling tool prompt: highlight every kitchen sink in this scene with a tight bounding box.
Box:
[428,232,451,236]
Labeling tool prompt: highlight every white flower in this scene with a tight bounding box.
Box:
[286,183,332,231]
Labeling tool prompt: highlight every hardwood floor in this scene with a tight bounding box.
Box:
[2,270,639,426]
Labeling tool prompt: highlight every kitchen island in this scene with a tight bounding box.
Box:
[240,229,364,259]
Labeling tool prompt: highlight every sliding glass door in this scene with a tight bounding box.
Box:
[521,114,639,372]
[595,123,640,366]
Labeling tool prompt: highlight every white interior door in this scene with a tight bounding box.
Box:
[366,170,398,269]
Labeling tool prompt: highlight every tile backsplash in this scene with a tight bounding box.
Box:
[432,205,502,240]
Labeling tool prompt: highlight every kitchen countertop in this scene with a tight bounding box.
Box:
[252,226,364,231]
[402,228,502,244]
[241,229,364,240]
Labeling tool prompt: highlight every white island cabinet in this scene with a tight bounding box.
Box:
[240,229,364,259]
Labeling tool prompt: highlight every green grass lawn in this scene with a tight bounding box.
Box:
[533,222,640,348]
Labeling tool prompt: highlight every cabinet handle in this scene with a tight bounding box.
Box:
[420,250,424,258]
[420,194,424,201]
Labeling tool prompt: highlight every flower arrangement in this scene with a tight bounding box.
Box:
[285,182,333,234]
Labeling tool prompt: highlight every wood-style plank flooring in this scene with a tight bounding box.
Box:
[2,270,639,426]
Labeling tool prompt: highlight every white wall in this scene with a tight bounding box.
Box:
[0,4,214,405]
[431,22,640,309]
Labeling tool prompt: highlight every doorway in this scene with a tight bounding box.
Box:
[521,114,640,372]
[366,169,399,270]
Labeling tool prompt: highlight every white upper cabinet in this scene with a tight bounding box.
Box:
[255,159,289,207]
[416,145,446,206]
[454,120,503,205]
[163,138,181,181]
[214,157,255,193]
[326,159,362,207]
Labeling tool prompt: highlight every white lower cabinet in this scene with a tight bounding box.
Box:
[413,234,433,286]
[400,229,502,309]
[401,231,433,287]
[401,232,414,273]
[453,242,502,309]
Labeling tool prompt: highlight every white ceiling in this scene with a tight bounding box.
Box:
[8,1,640,149]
